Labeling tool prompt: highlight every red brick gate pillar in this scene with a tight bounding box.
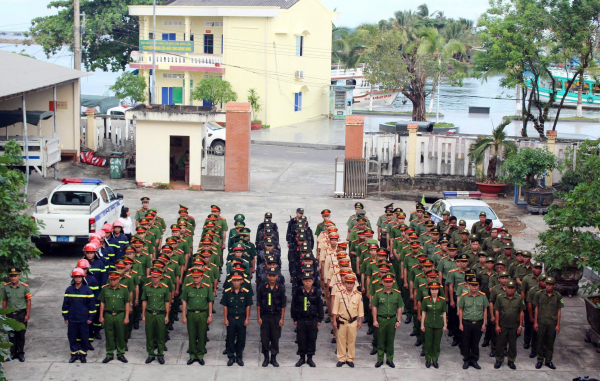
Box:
[224,102,251,192]
[345,115,364,158]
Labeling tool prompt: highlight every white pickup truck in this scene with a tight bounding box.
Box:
[32,178,124,252]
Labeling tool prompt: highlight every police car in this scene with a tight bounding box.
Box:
[427,197,503,231]
[32,178,124,252]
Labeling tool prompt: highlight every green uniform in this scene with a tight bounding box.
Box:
[494,293,525,363]
[1,280,31,358]
[181,280,215,360]
[220,287,253,359]
[515,263,533,289]
[98,284,130,358]
[481,237,503,258]
[141,282,171,358]
[346,214,372,230]
[422,295,448,362]
[532,290,564,363]
[135,207,150,223]
[436,256,457,283]
[457,291,489,321]
[497,254,517,272]
[372,289,404,362]
[471,221,484,236]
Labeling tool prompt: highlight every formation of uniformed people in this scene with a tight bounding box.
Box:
[3,197,565,369]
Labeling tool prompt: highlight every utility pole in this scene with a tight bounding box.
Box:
[74,0,80,70]
[152,0,157,104]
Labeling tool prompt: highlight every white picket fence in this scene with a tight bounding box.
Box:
[363,133,575,184]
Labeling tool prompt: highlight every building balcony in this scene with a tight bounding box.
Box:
[130,52,225,73]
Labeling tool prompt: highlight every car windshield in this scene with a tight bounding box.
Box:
[51,191,96,205]
[207,122,224,131]
[450,206,497,220]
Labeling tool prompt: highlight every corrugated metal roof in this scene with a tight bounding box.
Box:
[0,50,90,100]
[162,0,301,9]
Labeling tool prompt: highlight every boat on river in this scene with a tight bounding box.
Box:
[331,66,401,107]
[525,68,600,108]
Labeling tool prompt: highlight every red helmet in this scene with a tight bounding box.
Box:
[89,236,101,245]
[77,259,90,269]
[71,268,85,277]
[94,231,106,239]
[83,243,98,252]
[102,223,113,233]
[113,221,123,228]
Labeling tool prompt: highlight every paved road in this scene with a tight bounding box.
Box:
[6,146,598,380]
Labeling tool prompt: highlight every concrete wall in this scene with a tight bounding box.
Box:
[0,81,80,152]
[135,120,204,187]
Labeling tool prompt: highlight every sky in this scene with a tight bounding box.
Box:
[1,0,490,32]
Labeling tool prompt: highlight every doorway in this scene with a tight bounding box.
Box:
[170,135,189,188]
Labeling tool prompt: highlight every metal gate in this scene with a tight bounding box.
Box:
[343,157,367,198]
[202,147,225,190]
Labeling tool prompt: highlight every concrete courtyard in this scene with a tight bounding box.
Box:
[5,145,599,381]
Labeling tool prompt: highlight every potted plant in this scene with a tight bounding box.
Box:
[500,146,560,210]
[468,120,517,198]
[248,88,262,130]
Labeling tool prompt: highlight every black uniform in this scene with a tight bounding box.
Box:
[291,286,324,356]
[256,266,286,288]
[257,283,287,356]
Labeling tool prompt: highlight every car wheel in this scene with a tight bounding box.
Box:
[211,140,225,156]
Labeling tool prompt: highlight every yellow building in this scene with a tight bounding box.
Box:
[129,0,334,128]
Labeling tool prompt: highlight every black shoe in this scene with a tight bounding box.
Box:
[307,356,316,367]
[489,351,496,357]
[169,325,174,331]
[166,335,170,341]
[227,358,235,366]
[482,340,489,347]
[118,356,128,363]
[17,355,25,362]
[471,361,481,370]
[223,349,228,355]
[330,329,333,334]
[529,351,537,358]
[102,357,113,363]
[145,357,155,364]
[404,317,412,324]
[432,362,439,369]
[236,358,244,366]
[133,322,140,330]
[426,361,431,368]
[375,361,383,368]
[69,355,78,363]
[347,362,354,368]
[523,342,530,349]
[294,328,298,333]
[88,343,94,351]
[198,359,205,365]
[494,361,502,369]
[410,331,417,337]
[331,338,336,344]
[535,361,543,369]
[367,328,373,335]
[262,354,270,367]
[157,357,165,365]
[270,355,279,367]
[125,345,129,352]
[336,361,345,367]
[80,356,87,363]
[95,332,102,340]
[462,361,469,369]
[370,349,377,355]
[508,362,516,370]
[545,362,556,370]
[448,330,454,337]
[295,356,305,367]
[325,317,331,323]
[188,358,197,365]
[164,346,168,351]
[415,340,422,347]
[386,360,395,368]
[452,339,459,347]
[174,315,179,321]
[420,350,425,357]
[206,337,210,342]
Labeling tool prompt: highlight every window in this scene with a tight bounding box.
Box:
[449,206,497,221]
[162,33,176,41]
[99,189,109,203]
[162,73,185,79]
[190,34,194,42]
[149,32,154,40]
[204,21,223,27]
[105,187,116,202]
[204,34,214,54]
[51,191,96,205]
[162,20,184,27]
[294,92,302,111]
[296,36,303,56]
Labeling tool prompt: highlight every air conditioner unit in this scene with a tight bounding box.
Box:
[295,70,304,79]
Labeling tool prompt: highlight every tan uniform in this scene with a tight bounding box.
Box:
[333,289,364,362]
[317,232,330,262]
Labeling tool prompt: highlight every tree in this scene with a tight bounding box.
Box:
[468,120,517,183]
[500,147,560,189]
[110,72,147,105]
[192,77,237,108]
[537,139,600,294]
[0,140,43,278]
[247,88,261,122]
[29,0,153,72]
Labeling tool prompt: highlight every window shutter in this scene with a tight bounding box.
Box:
[173,87,183,104]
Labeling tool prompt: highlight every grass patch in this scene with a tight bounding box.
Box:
[434,122,455,128]
[504,115,597,121]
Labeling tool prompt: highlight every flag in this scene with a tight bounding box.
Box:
[421,194,426,206]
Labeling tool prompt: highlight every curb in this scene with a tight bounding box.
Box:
[251,140,345,150]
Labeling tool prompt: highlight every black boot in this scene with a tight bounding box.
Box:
[270,355,279,367]
[69,355,78,363]
[80,356,87,363]
[262,353,270,367]
[307,355,316,367]
[295,355,306,367]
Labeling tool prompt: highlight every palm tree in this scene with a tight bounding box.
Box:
[468,120,518,183]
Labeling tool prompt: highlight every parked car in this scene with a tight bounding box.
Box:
[206,121,225,155]
[32,178,124,253]
[427,198,503,231]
